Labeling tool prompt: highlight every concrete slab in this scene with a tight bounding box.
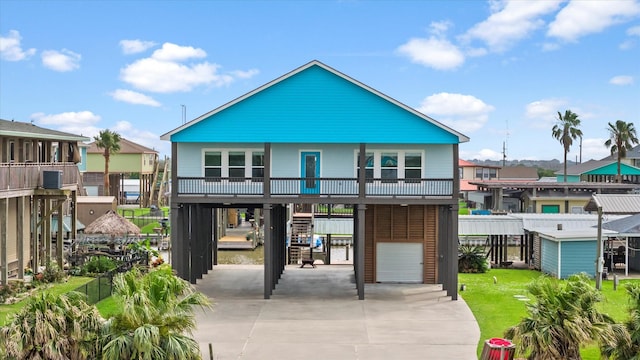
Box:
[193,265,480,360]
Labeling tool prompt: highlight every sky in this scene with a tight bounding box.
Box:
[1,0,639,162]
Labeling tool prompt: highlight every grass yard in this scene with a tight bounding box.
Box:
[0,276,94,326]
[459,269,640,359]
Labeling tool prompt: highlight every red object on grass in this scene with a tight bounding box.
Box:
[487,338,514,360]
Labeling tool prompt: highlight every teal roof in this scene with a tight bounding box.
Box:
[584,162,640,176]
[161,60,469,144]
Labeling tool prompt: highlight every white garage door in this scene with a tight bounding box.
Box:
[376,242,423,283]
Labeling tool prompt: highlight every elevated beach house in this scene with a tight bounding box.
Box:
[0,119,89,285]
[160,61,469,300]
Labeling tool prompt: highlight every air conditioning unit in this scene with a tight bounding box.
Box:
[43,170,62,189]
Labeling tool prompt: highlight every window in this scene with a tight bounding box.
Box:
[204,151,221,180]
[381,152,398,182]
[252,151,264,181]
[357,150,422,182]
[228,151,245,181]
[404,152,422,182]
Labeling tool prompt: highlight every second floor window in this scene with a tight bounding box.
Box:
[357,150,423,182]
[204,149,264,182]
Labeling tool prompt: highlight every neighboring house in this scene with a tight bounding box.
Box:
[83,137,159,206]
[601,144,640,168]
[161,60,469,300]
[469,180,640,214]
[0,119,89,285]
[555,159,640,183]
[498,166,538,181]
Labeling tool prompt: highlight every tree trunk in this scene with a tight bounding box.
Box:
[104,152,110,196]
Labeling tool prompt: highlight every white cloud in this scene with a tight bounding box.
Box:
[582,137,610,160]
[230,69,260,79]
[609,75,634,86]
[113,120,166,153]
[463,0,562,52]
[151,42,206,61]
[119,39,157,54]
[31,111,102,138]
[461,148,504,161]
[548,0,640,42]
[0,30,36,61]
[121,57,231,93]
[629,25,640,36]
[525,99,568,128]
[41,49,81,72]
[397,37,464,70]
[110,89,161,107]
[417,92,494,133]
[119,42,258,93]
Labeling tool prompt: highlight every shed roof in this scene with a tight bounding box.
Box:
[601,213,640,235]
[498,166,539,180]
[458,215,523,235]
[584,194,640,214]
[161,60,469,144]
[0,119,90,142]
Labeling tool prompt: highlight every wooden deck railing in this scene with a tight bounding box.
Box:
[0,163,81,191]
[176,177,454,198]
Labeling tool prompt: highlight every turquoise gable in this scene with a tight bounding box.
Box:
[585,162,640,176]
[170,64,462,144]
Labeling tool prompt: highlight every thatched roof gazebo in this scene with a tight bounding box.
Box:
[84,210,140,236]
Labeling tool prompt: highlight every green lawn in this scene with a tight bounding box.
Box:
[459,269,639,359]
[0,276,94,326]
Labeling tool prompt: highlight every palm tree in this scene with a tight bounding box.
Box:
[601,283,640,360]
[94,129,121,196]
[604,120,639,183]
[0,291,103,360]
[552,110,583,182]
[101,264,211,360]
[505,273,626,360]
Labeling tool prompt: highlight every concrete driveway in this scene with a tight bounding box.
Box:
[192,264,480,360]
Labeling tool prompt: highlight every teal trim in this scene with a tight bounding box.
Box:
[584,162,640,175]
[555,174,580,182]
[171,64,461,144]
[300,151,320,194]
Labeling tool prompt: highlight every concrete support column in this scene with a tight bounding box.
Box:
[205,206,213,272]
[263,204,272,299]
[17,196,25,279]
[212,208,218,266]
[356,205,366,300]
[190,204,202,283]
[56,200,64,269]
[448,204,459,300]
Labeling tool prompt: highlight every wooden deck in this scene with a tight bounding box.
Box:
[218,222,258,250]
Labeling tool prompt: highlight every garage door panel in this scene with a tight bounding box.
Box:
[376,242,423,283]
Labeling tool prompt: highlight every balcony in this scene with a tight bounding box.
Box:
[0,163,81,194]
[177,177,454,201]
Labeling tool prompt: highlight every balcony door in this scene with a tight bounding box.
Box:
[300,151,320,194]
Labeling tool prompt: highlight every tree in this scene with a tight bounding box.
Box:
[94,129,121,196]
[0,291,103,360]
[552,110,583,182]
[604,120,639,183]
[601,282,640,360]
[505,273,626,360]
[101,264,211,360]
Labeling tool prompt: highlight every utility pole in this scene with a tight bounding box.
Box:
[502,141,507,167]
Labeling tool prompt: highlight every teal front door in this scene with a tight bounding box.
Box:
[301,151,320,194]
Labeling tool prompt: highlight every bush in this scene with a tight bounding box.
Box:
[82,256,117,274]
[458,245,489,273]
[40,261,66,283]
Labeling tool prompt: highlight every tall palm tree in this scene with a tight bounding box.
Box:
[604,120,639,183]
[505,273,626,360]
[552,110,583,182]
[601,283,640,360]
[0,291,103,360]
[101,264,211,360]
[94,129,121,196]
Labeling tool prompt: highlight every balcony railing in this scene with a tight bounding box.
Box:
[177,177,454,198]
[0,163,80,192]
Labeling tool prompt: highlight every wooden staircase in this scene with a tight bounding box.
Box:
[288,213,313,264]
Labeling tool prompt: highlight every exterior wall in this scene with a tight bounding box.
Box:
[3,197,31,276]
[560,240,596,278]
[76,198,117,227]
[77,147,88,172]
[86,153,153,173]
[541,238,559,278]
[629,237,640,271]
[177,142,453,179]
[534,199,590,213]
[556,174,581,182]
[364,204,437,284]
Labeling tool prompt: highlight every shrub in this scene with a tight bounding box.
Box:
[458,245,489,273]
[83,256,117,274]
[40,261,67,283]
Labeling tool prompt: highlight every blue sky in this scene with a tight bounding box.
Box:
[1,0,639,162]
